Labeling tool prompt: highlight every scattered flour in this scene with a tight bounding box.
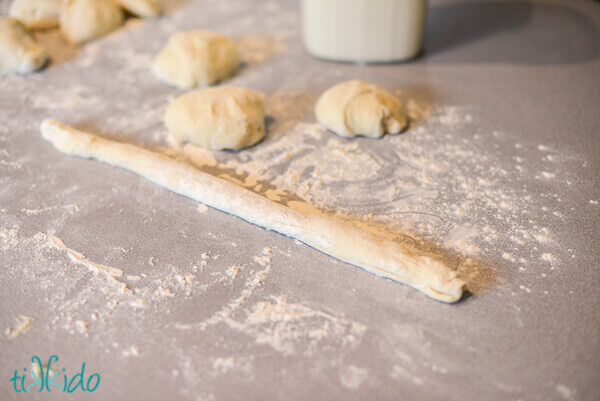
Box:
[169,247,367,357]
[211,357,235,374]
[226,265,243,279]
[122,345,140,357]
[340,365,369,389]
[0,227,19,250]
[390,364,424,386]
[44,233,124,277]
[0,0,582,396]
[5,315,35,339]
[555,383,574,400]
[541,253,556,263]
[75,319,89,333]
[244,295,366,355]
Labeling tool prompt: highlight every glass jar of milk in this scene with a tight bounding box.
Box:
[301,0,428,63]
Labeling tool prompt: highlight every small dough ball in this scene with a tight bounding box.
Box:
[315,80,407,138]
[116,0,161,18]
[0,17,48,75]
[165,86,265,150]
[153,30,240,89]
[60,0,124,44]
[9,0,62,30]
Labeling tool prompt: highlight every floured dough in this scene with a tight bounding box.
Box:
[315,80,407,138]
[165,86,265,150]
[0,17,48,75]
[9,0,62,30]
[116,0,161,18]
[60,0,124,44]
[152,30,240,89]
[40,120,467,302]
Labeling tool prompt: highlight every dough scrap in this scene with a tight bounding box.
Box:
[40,120,467,302]
[165,86,265,150]
[0,17,48,75]
[315,80,407,138]
[152,30,240,89]
[116,0,161,18]
[9,0,62,30]
[60,0,124,44]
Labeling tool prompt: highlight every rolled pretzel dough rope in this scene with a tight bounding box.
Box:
[40,119,467,302]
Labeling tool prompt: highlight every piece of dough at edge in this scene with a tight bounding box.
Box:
[0,17,48,75]
[9,0,62,30]
[40,119,467,303]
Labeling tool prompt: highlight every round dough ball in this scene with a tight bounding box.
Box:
[0,17,48,75]
[315,80,407,138]
[152,30,240,89]
[60,0,124,44]
[165,86,265,150]
[116,0,161,18]
[9,0,62,30]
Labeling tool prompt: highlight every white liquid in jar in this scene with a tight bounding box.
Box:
[301,0,428,63]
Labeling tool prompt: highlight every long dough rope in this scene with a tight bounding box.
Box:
[41,120,467,302]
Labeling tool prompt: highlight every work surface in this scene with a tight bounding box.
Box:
[1,0,599,400]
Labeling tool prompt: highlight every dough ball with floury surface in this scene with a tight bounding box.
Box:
[0,17,48,74]
[315,80,407,138]
[152,30,240,89]
[60,0,124,44]
[165,86,265,151]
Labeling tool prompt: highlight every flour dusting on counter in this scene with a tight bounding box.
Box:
[241,295,366,355]
[5,315,35,339]
[0,0,593,398]
[44,233,124,277]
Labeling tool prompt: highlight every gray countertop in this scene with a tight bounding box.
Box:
[1,0,599,400]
